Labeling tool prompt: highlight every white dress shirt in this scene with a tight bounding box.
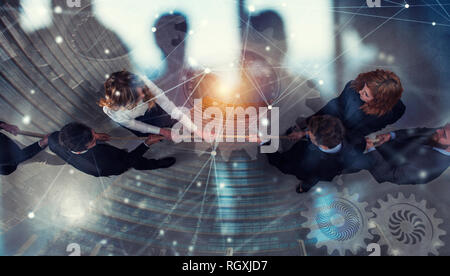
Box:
[103,75,197,135]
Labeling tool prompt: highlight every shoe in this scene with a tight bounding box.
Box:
[157,157,176,168]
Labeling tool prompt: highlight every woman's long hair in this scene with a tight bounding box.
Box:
[99,71,156,110]
[351,69,403,117]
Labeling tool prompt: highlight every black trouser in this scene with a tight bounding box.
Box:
[121,104,177,137]
[0,134,43,175]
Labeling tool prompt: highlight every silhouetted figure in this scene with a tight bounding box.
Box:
[58,0,130,61]
[238,0,322,133]
[153,13,200,108]
[367,124,450,185]
[49,122,176,177]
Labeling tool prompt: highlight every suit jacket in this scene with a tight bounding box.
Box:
[0,129,43,175]
[49,132,149,177]
[368,128,450,184]
[267,136,371,191]
[315,81,406,138]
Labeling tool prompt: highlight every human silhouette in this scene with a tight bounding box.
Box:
[153,13,201,108]
[238,0,323,134]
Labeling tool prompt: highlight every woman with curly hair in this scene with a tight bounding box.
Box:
[288,69,406,142]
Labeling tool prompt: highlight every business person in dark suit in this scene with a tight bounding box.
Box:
[366,123,450,185]
[0,121,49,175]
[267,115,371,193]
[288,70,406,144]
[49,122,176,177]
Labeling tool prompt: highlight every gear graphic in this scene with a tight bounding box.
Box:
[301,187,374,255]
[370,193,446,256]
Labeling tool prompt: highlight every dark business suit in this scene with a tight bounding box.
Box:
[0,123,44,175]
[267,136,371,192]
[49,132,163,177]
[314,81,406,139]
[368,128,450,185]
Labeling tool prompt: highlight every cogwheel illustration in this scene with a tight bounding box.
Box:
[301,187,374,255]
[370,193,446,256]
[67,3,130,61]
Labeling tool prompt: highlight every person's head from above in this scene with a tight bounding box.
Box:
[59,123,102,153]
[154,13,188,58]
[352,69,403,117]
[100,70,155,110]
[307,115,345,151]
[430,123,450,151]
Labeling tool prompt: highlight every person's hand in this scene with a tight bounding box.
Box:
[287,131,306,141]
[95,133,111,142]
[374,133,392,147]
[159,128,173,141]
[145,134,164,146]
[0,123,20,136]
[38,134,50,148]
[365,138,375,152]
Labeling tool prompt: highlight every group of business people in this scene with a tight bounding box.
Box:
[1,69,449,194]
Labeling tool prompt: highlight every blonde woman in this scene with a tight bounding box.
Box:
[100,71,197,139]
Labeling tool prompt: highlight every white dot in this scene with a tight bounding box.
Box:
[115,91,121,97]
[55,36,63,44]
[220,183,226,189]
[197,182,202,187]
[105,74,110,79]
[211,151,217,157]
[54,6,62,14]
[316,188,322,193]
[151,27,157,32]
[204,68,212,74]
[265,46,271,51]
[30,89,36,95]
[227,237,233,243]
[432,22,436,26]
[22,116,31,125]
[124,198,129,204]
[155,14,159,18]
[28,212,35,219]
[419,170,428,179]
[319,80,325,86]
[405,4,410,8]
[172,241,178,246]
[104,49,110,55]
[137,182,142,187]
[248,5,256,12]
[262,118,269,126]
[136,175,141,180]
[189,30,195,35]
[159,230,165,236]
[100,239,108,245]
[69,169,75,175]
[268,105,273,110]
[188,246,194,252]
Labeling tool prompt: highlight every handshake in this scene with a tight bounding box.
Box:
[365,133,393,151]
